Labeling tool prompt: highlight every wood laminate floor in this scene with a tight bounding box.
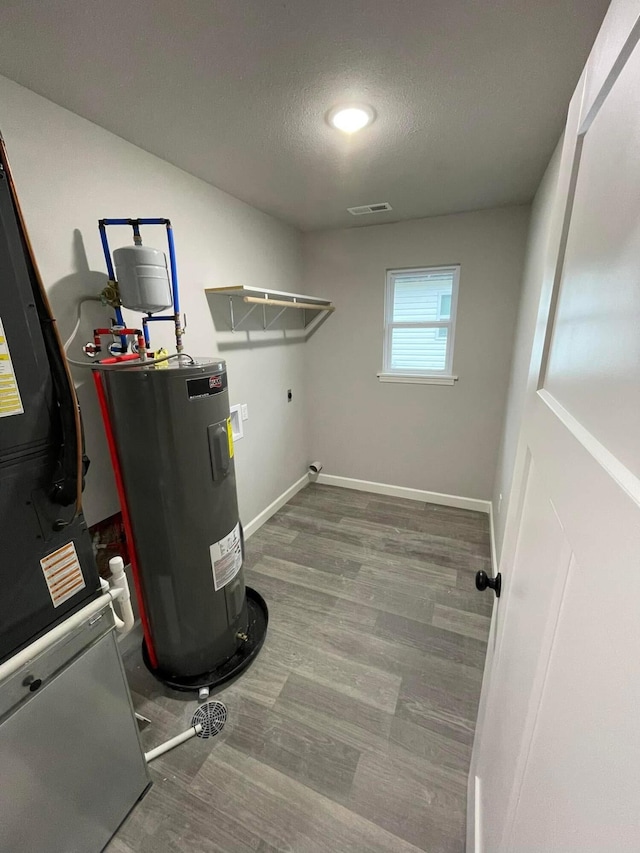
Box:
[108,484,492,853]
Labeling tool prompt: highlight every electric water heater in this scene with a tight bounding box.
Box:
[99,358,267,690]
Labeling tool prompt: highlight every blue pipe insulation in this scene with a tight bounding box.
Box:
[143,315,174,322]
[113,307,128,353]
[100,218,170,226]
[98,222,116,280]
[142,317,151,347]
[165,224,180,315]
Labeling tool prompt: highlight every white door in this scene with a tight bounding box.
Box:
[468,1,640,850]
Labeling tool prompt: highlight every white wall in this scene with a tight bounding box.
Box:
[0,75,307,527]
[302,207,530,500]
[491,141,563,557]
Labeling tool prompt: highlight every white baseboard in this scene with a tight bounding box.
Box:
[243,474,309,540]
[314,473,491,514]
[473,775,483,853]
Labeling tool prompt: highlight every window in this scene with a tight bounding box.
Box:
[380,266,459,384]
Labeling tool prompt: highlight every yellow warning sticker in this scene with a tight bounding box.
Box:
[0,317,24,418]
[40,542,86,608]
[227,416,234,458]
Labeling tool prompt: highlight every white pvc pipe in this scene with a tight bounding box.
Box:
[108,556,135,635]
[0,588,123,685]
[144,723,203,762]
[99,576,126,631]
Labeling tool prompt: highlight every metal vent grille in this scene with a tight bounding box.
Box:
[347,202,393,216]
[191,700,227,739]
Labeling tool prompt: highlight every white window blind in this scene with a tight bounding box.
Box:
[381,266,459,380]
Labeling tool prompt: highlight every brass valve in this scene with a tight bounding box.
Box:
[100,280,121,308]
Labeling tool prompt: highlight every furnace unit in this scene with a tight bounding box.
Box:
[0,138,101,664]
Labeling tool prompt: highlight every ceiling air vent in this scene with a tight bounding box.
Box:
[347,202,393,216]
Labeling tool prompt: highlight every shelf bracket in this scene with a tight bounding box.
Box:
[264,306,288,330]
[229,296,258,332]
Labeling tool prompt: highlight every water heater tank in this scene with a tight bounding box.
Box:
[99,358,267,690]
[113,244,173,313]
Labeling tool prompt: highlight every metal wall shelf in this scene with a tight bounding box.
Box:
[205,286,335,332]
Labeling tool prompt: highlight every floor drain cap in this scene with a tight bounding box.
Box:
[191,700,227,739]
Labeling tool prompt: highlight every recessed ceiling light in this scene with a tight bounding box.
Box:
[327,104,375,134]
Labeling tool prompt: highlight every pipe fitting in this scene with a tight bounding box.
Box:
[108,556,135,635]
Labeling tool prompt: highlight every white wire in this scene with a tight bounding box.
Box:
[66,356,98,368]
[96,353,196,370]
[67,351,195,370]
[63,296,102,354]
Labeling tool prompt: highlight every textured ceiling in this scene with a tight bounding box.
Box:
[0,0,609,230]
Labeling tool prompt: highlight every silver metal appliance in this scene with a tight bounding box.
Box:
[99,358,268,692]
[0,601,150,853]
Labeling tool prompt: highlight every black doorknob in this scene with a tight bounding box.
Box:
[22,674,43,692]
[475,570,501,598]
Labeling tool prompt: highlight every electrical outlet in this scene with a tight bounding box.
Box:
[287,389,292,402]
[241,404,248,421]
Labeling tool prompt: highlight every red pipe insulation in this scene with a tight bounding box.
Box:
[99,353,140,365]
[92,369,158,668]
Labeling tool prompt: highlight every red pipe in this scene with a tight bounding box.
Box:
[99,353,140,365]
[93,328,147,361]
[92,369,158,668]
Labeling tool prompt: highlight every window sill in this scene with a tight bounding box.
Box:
[377,373,458,386]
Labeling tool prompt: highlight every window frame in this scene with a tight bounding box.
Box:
[437,292,452,320]
[380,265,460,384]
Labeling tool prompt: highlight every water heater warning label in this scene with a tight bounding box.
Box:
[40,542,86,608]
[210,522,242,590]
[0,317,24,418]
